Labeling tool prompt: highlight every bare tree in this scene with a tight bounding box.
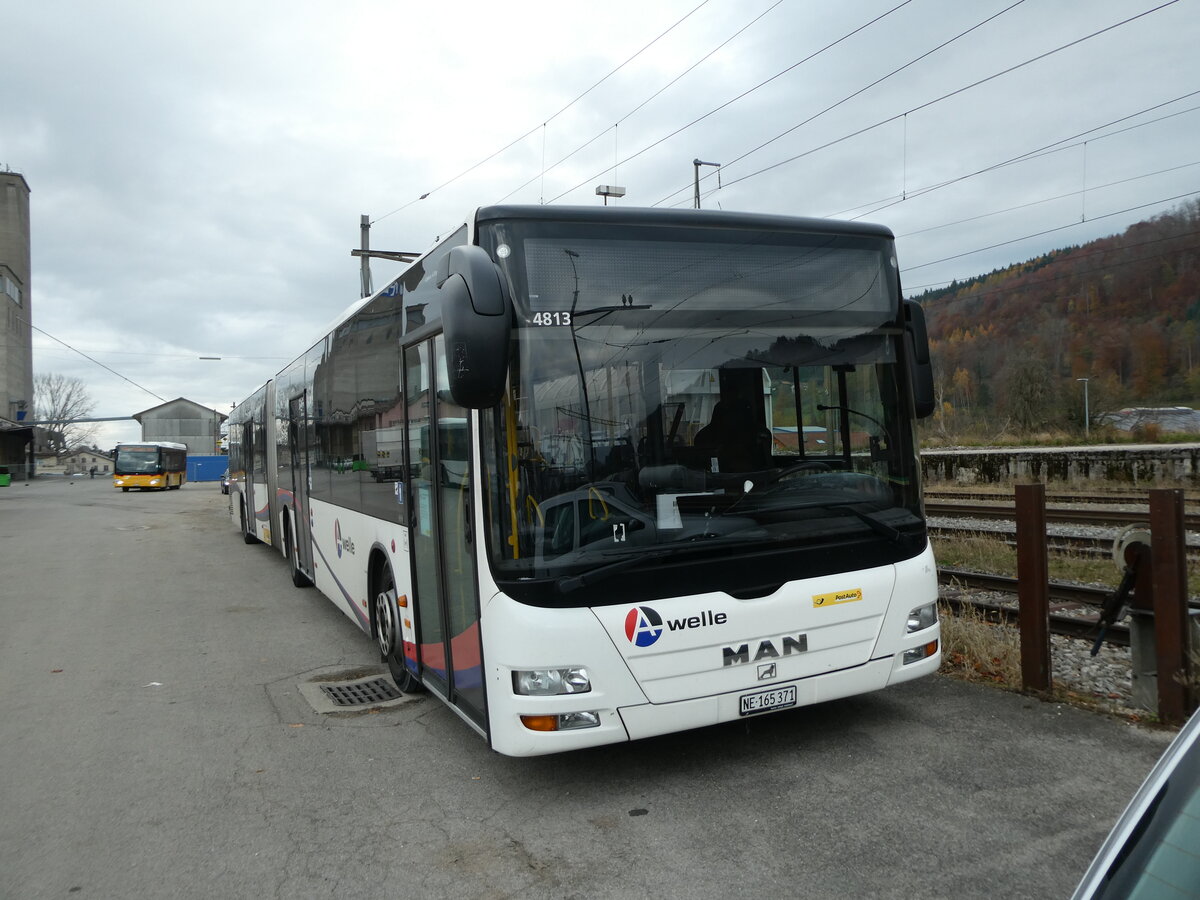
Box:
[34,373,100,452]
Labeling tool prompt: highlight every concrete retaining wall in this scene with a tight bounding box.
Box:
[921,444,1200,485]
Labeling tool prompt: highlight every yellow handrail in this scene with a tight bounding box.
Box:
[587,486,610,521]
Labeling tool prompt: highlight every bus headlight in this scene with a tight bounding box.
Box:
[512,667,591,696]
[906,603,937,633]
[904,640,939,665]
[520,711,601,731]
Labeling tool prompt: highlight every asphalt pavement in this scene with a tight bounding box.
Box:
[0,476,1176,899]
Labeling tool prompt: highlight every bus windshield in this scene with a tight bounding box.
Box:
[478,217,924,604]
[115,448,163,474]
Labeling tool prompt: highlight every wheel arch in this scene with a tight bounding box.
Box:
[367,544,393,641]
[280,505,293,557]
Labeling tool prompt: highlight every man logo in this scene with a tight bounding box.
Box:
[624,606,663,647]
[758,663,777,681]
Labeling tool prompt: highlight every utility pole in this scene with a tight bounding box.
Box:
[359,215,372,299]
[1077,377,1090,437]
[351,214,420,298]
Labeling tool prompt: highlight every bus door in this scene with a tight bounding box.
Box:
[288,393,313,577]
[241,420,258,535]
[403,334,485,728]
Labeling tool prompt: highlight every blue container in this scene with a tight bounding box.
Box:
[187,455,229,482]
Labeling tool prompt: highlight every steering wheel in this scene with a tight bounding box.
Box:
[788,460,832,472]
[751,460,832,490]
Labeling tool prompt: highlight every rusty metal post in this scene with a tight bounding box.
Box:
[1127,541,1157,712]
[1015,483,1052,692]
[1149,489,1193,723]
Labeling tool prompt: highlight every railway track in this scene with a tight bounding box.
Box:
[938,567,1200,647]
[937,568,1127,646]
[929,525,1117,557]
[926,488,1199,506]
[925,499,1200,530]
[930,525,1200,560]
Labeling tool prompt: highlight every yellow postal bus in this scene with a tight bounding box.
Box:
[113,441,187,491]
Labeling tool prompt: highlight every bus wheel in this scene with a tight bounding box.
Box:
[121,487,129,492]
[375,562,421,694]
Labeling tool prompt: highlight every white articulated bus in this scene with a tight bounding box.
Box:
[228,205,940,756]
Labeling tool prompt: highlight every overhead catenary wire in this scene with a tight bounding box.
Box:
[896,160,1200,240]
[493,0,785,205]
[704,1,1181,204]
[654,0,1030,208]
[902,188,1200,274]
[837,92,1200,221]
[358,1,1194,330]
[546,0,915,205]
[24,317,166,402]
[372,0,712,225]
[30,346,290,361]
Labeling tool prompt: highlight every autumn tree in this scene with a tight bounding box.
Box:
[34,373,99,452]
[995,350,1057,432]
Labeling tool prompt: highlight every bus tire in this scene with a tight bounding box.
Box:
[121,487,129,492]
[375,560,422,694]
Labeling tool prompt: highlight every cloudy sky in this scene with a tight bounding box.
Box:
[4,0,1197,448]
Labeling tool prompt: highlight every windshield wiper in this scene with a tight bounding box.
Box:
[831,504,923,549]
[721,495,919,548]
[556,549,675,595]
[554,533,760,595]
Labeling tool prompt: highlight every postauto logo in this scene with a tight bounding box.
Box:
[624,606,663,647]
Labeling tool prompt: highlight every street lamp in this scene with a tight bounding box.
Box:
[1077,378,1090,437]
[595,185,626,206]
[693,159,720,209]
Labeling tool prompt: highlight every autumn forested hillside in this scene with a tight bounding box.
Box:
[914,199,1200,440]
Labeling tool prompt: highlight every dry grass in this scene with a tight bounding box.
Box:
[937,600,1022,687]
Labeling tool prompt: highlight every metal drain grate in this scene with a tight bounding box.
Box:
[318,676,401,707]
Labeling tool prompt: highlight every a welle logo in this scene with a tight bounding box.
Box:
[623,606,727,647]
[334,519,356,558]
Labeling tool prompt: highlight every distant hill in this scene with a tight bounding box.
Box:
[913,199,1200,436]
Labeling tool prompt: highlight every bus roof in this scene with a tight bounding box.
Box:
[116,441,188,450]
[474,204,895,240]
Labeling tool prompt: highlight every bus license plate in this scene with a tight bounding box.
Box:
[739,685,797,716]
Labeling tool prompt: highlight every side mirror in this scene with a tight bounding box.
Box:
[439,245,512,408]
[904,299,935,419]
